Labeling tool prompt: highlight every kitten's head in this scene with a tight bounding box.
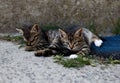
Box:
[16,25,32,41]
[16,24,48,51]
[59,28,85,52]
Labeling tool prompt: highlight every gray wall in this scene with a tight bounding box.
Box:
[0,0,120,35]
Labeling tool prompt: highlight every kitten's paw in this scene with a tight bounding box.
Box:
[34,52,42,57]
[34,50,45,57]
[34,52,40,57]
[25,46,33,51]
[69,54,78,59]
[35,49,52,57]
[94,39,103,47]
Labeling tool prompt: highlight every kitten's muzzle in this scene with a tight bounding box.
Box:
[69,44,74,49]
[25,46,34,51]
[26,42,32,46]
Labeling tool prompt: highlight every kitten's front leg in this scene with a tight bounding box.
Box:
[35,48,51,57]
[77,48,90,56]
[35,36,60,57]
[35,48,57,57]
[25,46,34,51]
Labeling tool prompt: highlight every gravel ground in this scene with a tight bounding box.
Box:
[0,40,120,83]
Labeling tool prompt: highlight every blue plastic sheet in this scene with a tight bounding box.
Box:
[90,35,120,59]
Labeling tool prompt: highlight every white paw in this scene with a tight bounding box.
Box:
[69,54,78,59]
[94,39,103,47]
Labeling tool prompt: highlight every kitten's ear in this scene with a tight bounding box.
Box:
[31,24,40,32]
[74,28,83,37]
[16,28,23,35]
[59,29,67,38]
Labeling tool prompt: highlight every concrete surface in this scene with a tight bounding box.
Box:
[0,40,120,83]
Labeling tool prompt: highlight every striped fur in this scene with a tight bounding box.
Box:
[35,28,91,56]
[16,24,49,51]
[17,24,101,56]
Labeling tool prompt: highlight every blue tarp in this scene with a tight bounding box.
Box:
[90,35,120,59]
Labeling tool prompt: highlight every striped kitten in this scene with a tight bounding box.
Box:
[35,27,103,56]
[16,24,49,51]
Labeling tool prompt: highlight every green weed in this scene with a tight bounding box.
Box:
[4,35,23,41]
[53,55,120,68]
[4,35,26,48]
[54,55,91,68]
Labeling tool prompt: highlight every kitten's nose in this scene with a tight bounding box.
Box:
[69,44,74,49]
[27,42,31,46]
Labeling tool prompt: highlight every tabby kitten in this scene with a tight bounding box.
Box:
[35,27,103,56]
[16,24,49,51]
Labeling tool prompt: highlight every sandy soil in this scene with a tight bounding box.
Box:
[0,40,120,83]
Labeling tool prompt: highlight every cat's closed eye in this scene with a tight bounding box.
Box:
[73,42,78,45]
[34,36,38,39]
[65,42,69,44]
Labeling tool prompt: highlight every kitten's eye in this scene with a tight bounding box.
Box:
[74,42,79,45]
[34,36,38,39]
[73,42,76,45]
[65,42,69,44]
